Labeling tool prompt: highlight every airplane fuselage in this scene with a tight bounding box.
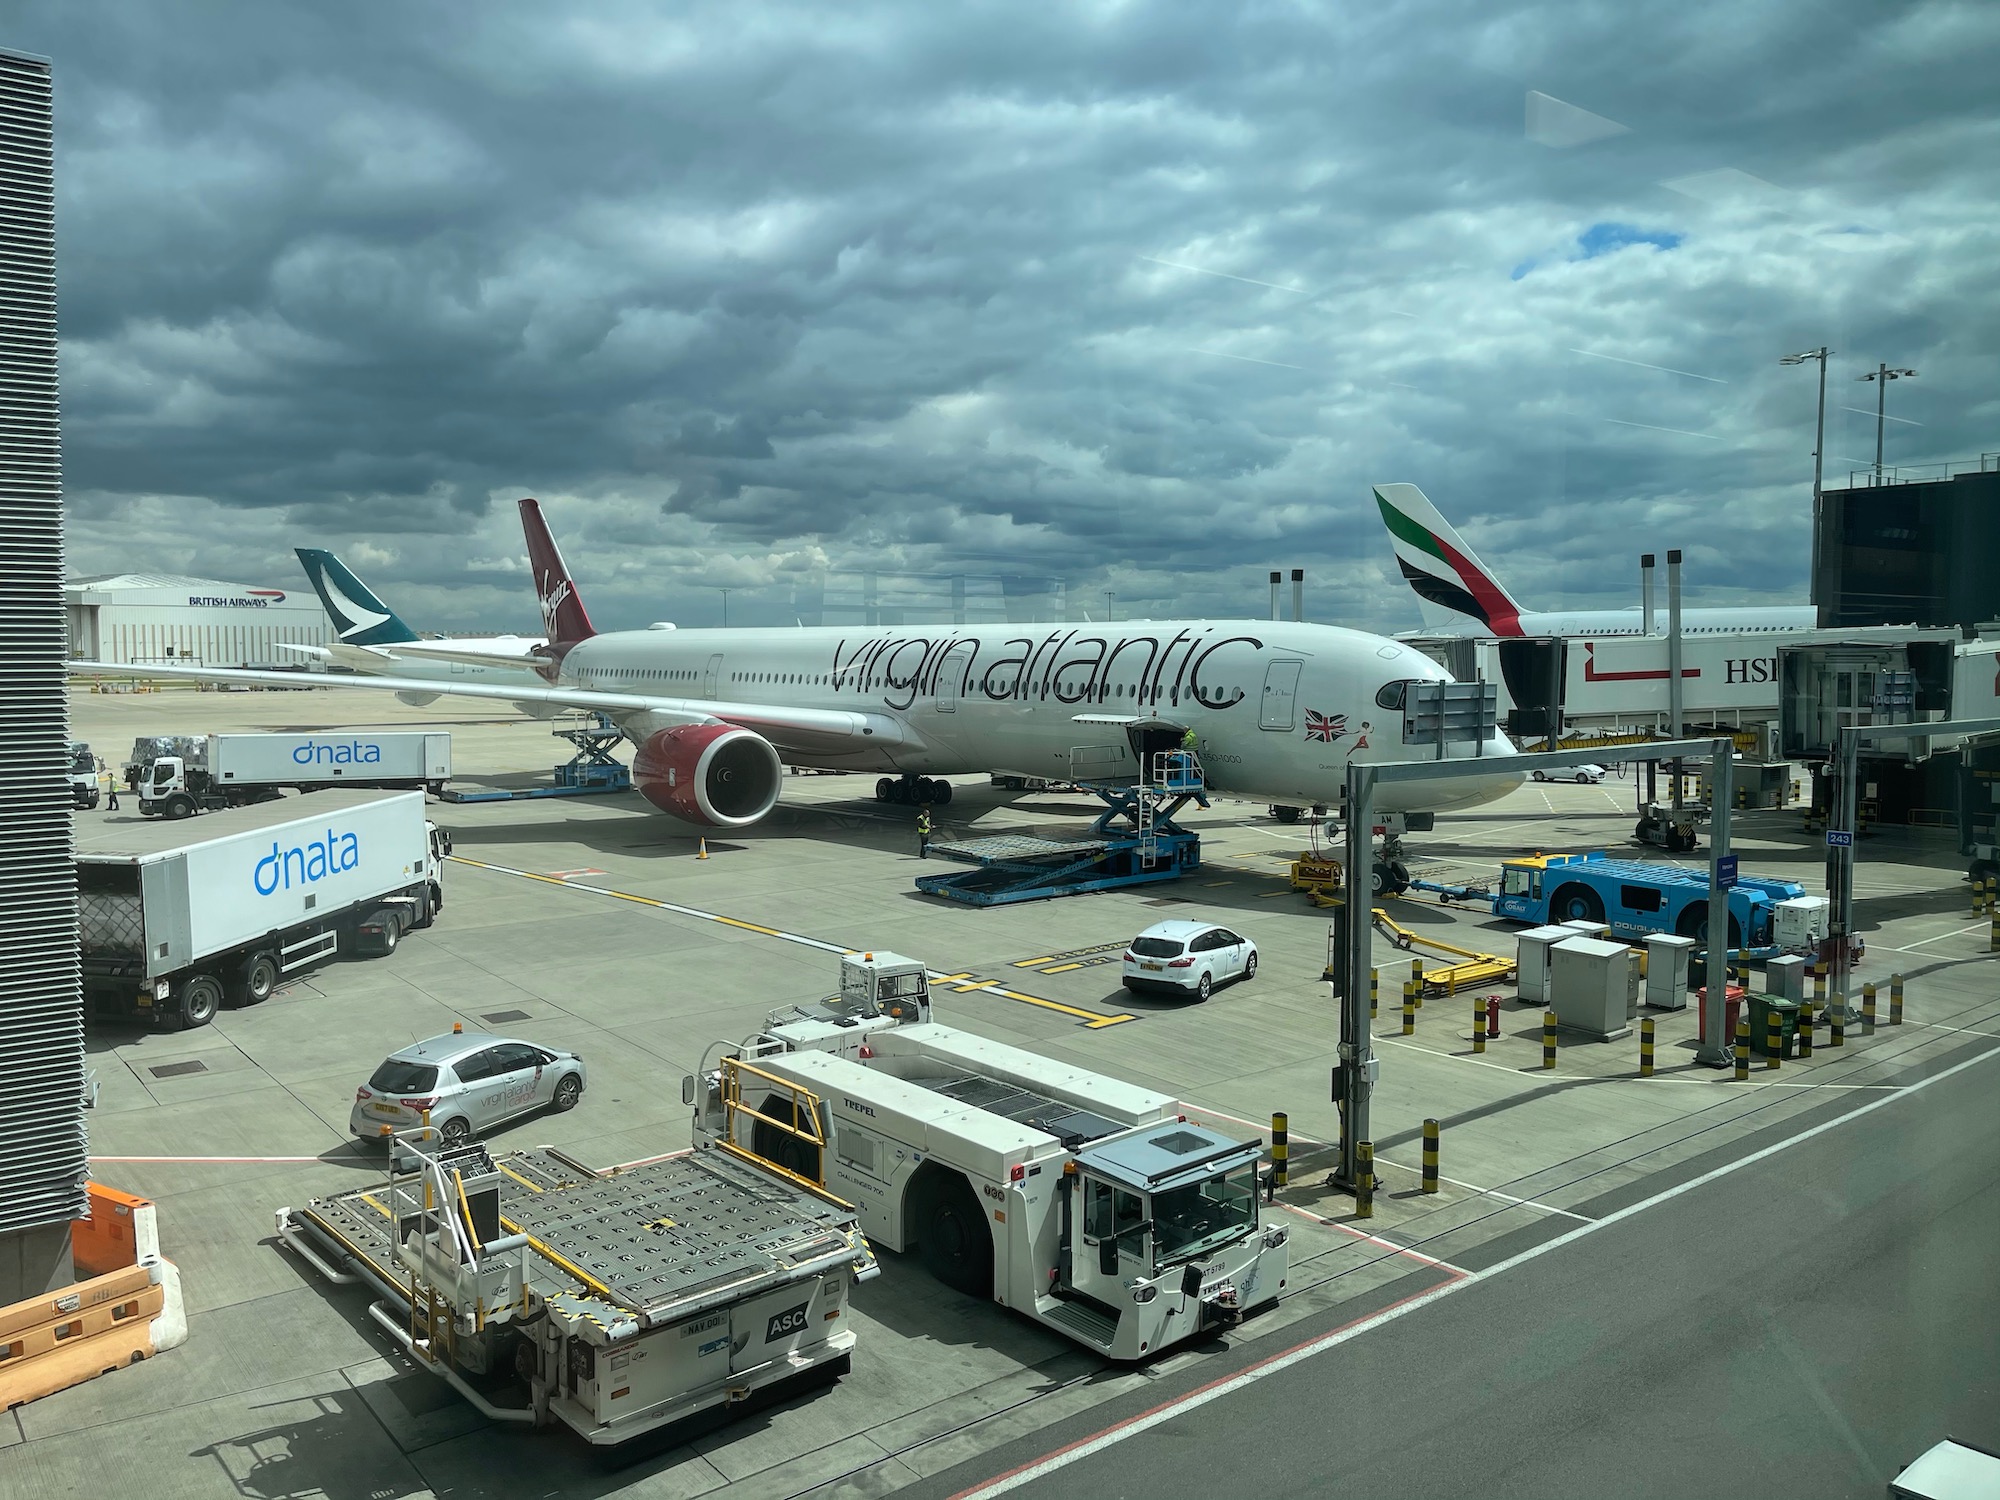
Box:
[554,619,1520,813]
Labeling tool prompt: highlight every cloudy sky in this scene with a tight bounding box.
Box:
[17,0,1999,635]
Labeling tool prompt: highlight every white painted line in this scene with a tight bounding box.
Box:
[1371,1162,1595,1223]
[1275,1201,1469,1275]
[91,1155,326,1164]
[947,1039,2000,1499]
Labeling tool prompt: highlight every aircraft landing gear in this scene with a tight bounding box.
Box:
[875,774,952,807]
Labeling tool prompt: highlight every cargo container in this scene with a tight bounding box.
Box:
[77,789,450,1028]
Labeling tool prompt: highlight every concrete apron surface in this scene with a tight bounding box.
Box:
[24,684,1994,1500]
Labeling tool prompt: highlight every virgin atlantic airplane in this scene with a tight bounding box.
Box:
[78,500,1520,829]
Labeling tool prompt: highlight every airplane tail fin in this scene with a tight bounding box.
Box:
[295,548,420,645]
[518,498,597,647]
[1371,483,1526,636]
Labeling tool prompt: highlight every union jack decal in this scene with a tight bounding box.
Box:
[1304,709,1347,743]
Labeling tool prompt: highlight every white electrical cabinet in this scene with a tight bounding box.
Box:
[1549,937,1636,1040]
[1516,926,1575,1006]
[1774,896,1829,954]
[1643,933,1696,1011]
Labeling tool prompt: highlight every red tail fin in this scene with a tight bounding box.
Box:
[518,498,596,646]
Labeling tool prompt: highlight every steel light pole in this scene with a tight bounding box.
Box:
[1780,347,1830,602]
[713,587,731,627]
[1856,364,1917,483]
[1105,590,1115,622]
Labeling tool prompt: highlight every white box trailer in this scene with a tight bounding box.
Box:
[78,789,449,1028]
[210,731,451,789]
[137,732,452,817]
[692,954,1288,1361]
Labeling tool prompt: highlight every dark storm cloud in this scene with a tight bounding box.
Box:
[20,0,2000,633]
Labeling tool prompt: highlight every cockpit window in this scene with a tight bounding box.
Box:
[1375,679,1410,711]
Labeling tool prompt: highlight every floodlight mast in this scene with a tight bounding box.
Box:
[1855,363,1918,482]
[1780,347,1830,602]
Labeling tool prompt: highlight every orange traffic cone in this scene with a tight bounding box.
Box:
[696,838,709,860]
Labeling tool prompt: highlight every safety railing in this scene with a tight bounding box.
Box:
[721,1054,829,1189]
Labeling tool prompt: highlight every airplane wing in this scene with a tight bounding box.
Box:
[364,640,550,669]
[67,660,912,752]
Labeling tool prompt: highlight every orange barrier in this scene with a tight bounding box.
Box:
[0,1182,184,1411]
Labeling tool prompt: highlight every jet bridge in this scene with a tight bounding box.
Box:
[915,751,1206,906]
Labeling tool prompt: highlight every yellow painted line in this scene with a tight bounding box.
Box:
[500,1216,617,1300]
[1202,880,1233,887]
[450,856,1137,1028]
[498,1164,544,1194]
[1014,956,1057,968]
[1257,889,1292,899]
[358,1193,393,1221]
[1043,963,1084,974]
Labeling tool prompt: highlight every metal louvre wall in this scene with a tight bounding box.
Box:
[0,48,87,1232]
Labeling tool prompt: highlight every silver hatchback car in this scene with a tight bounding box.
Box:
[350,1031,586,1150]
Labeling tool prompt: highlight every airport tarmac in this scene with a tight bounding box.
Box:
[24,684,2000,1500]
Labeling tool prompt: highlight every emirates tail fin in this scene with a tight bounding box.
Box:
[518,499,597,647]
[1371,483,1526,636]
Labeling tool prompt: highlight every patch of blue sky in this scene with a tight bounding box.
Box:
[1514,221,1681,278]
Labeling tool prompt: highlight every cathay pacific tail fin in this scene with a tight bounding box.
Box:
[296,549,420,645]
[1371,483,1527,636]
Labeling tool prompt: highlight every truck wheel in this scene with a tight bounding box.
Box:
[165,794,196,820]
[240,953,279,1006]
[921,1177,993,1299]
[180,974,223,1029]
[429,882,445,914]
[1550,884,1605,924]
[369,911,400,954]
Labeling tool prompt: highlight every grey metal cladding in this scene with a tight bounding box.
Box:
[0,48,87,1234]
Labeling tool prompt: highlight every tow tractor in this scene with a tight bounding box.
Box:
[1289,811,1434,901]
[1494,851,1805,953]
[276,1130,876,1446]
[690,951,1288,1360]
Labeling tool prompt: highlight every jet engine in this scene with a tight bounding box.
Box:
[631,724,783,827]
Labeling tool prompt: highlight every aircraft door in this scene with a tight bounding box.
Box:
[935,642,978,712]
[703,653,723,698]
[1260,660,1303,731]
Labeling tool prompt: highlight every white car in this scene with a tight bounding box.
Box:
[350,1031,587,1152]
[1532,763,1606,784]
[1121,920,1257,1001]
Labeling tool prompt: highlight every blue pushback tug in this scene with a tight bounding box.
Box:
[1492,852,1805,953]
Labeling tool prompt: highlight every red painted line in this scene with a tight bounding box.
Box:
[1275,1200,1467,1273]
[948,1273,1461,1500]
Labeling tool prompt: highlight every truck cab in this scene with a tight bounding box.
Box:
[68,742,100,809]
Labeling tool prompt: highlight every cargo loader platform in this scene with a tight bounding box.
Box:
[915,751,1206,906]
[437,716,632,802]
[277,1143,876,1446]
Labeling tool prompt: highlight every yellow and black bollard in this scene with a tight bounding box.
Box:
[1765,1005,1782,1070]
[1472,998,1486,1054]
[1356,1141,1375,1219]
[1542,1009,1558,1070]
[1890,973,1904,1026]
[1370,966,1379,1021]
[1990,908,1998,953]
[1272,1112,1289,1191]
[1734,1012,1750,1081]
[1735,948,1751,986]
[1639,1016,1655,1077]
[1412,958,1424,1009]
[1798,1001,1814,1059]
[1830,998,1845,1049]
[1862,982,1877,1033]
[1421,1119,1440,1194]
[1975,876,1986,918]
[1812,960,1826,1006]
[1402,983,1416,1036]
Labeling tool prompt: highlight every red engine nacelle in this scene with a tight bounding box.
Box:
[631,724,783,827]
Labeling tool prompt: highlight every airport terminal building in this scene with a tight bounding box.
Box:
[65,573,331,668]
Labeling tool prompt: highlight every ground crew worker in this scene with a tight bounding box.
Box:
[1180,727,1198,752]
[105,771,120,812]
[916,807,932,858]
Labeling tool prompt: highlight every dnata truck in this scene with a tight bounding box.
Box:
[78,789,450,1028]
[278,1138,877,1447]
[690,952,1288,1360]
[137,732,452,818]
[1494,851,1805,953]
[69,742,100,809]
